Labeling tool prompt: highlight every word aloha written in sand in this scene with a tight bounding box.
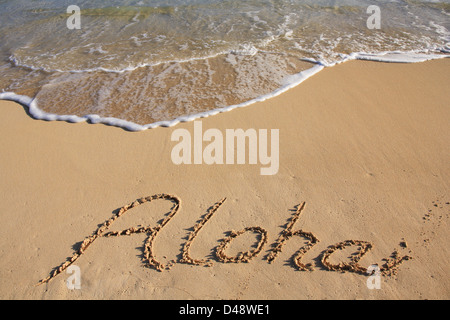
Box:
[38,194,411,285]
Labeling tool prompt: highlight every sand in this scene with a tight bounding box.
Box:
[0,59,448,300]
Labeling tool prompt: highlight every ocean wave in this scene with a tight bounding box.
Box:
[1,0,449,128]
[1,52,448,131]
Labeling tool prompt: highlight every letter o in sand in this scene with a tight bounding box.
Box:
[215,227,268,263]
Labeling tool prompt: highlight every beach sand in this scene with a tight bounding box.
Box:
[0,59,448,300]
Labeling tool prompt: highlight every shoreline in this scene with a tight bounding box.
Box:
[1,51,448,132]
[0,58,448,300]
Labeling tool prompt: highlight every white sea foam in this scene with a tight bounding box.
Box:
[7,49,235,74]
[0,64,323,131]
[1,52,448,132]
[354,51,449,63]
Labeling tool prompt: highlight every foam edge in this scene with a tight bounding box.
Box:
[1,52,448,132]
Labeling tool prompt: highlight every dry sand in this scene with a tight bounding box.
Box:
[0,59,448,300]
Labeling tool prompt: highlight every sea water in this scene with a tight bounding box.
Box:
[0,0,449,130]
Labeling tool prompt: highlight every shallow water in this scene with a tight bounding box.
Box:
[0,0,449,127]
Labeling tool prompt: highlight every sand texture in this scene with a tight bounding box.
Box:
[0,59,448,300]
